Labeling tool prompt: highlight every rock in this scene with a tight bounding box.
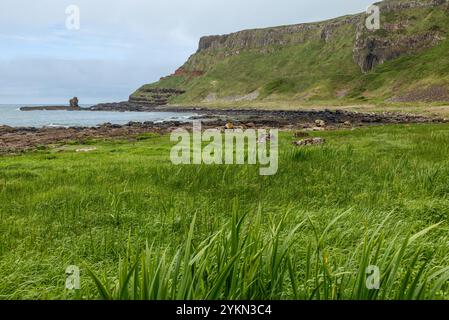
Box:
[127,121,143,127]
[197,15,359,52]
[344,121,352,127]
[70,97,79,108]
[294,131,310,138]
[353,1,446,72]
[0,125,15,134]
[293,137,325,146]
[315,119,326,127]
[129,88,186,106]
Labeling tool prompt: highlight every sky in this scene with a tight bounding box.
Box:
[0,0,376,104]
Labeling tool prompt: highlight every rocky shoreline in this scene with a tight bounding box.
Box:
[2,108,448,154]
[90,103,449,127]
[86,101,449,124]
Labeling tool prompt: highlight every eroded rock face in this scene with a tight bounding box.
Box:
[197,15,359,53]
[353,31,445,72]
[353,0,449,72]
[129,88,186,105]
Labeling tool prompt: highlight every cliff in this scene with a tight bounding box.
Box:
[131,0,449,105]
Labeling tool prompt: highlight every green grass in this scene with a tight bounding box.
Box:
[1,124,449,299]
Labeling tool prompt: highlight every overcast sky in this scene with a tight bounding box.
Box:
[0,0,375,104]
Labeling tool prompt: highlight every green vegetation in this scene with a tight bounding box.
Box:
[132,3,449,107]
[350,39,449,101]
[135,24,361,104]
[1,124,449,299]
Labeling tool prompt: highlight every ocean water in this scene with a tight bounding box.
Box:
[0,104,195,128]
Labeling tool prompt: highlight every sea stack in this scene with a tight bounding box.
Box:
[70,97,80,109]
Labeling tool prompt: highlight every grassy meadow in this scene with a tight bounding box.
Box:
[1,124,449,299]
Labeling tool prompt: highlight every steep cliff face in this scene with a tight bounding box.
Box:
[191,0,447,73]
[131,0,449,105]
[184,14,361,72]
[196,15,359,52]
[353,0,448,72]
[354,32,443,72]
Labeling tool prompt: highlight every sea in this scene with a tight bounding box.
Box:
[0,104,195,128]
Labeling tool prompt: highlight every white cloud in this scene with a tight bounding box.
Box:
[0,0,375,103]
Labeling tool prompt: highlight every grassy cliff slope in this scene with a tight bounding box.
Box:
[131,0,449,107]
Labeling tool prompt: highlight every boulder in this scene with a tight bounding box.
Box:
[315,119,326,127]
[293,137,325,146]
[294,131,310,138]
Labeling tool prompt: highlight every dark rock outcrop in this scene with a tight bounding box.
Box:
[89,101,154,112]
[129,88,186,106]
[353,0,448,72]
[70,97,79,108]
[197,15,360,53]
[354,31,445,72]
